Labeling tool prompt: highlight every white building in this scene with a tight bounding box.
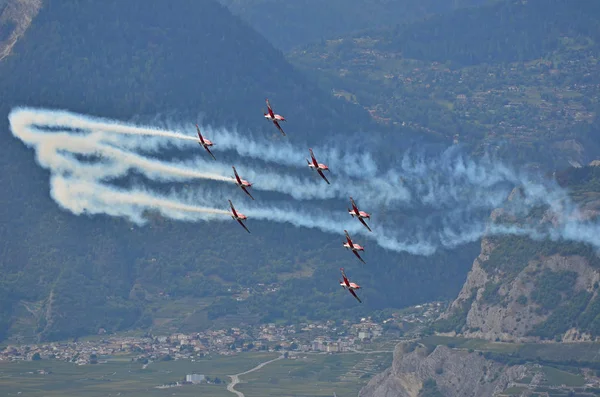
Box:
[186,374,205,384]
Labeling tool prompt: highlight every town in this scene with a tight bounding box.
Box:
[0,302,444,365]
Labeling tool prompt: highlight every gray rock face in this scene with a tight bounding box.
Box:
[0,0,43,61]
[359,342,527,397]
[442,236,600,342]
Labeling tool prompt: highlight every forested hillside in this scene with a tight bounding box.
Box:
[218,0,495,51]
[289,0,600,169]
[0,0,477,342]
[385,0,600,66]
[0,0,373,138]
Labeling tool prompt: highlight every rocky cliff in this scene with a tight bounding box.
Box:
[359,342,529,397]
[435,162,600,343]
[0,0,41,61]
[360,162,600,397]
[437,237,600,342]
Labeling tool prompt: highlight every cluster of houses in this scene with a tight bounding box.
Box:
[0,302,445,365]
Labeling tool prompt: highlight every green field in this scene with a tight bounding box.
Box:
[419,336,521,354]
[519,342,600,363]
[238,352,392,397]
[420,336,600,364]
[540,366,586,387]
[358,339,402,352]
[0,351,391,397]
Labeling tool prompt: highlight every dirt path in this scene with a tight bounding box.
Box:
[226,354,284,397]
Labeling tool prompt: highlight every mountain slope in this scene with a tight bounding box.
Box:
[0,0,374,342]
[359,342,527,397]
[0,0,473,342]
[218,0,496,51]
[0,0,372,136]
[0,0,41,61]
[435,163,600,342]
[359,340,599,397]
[288,0,600,169]
[385,0,600,67]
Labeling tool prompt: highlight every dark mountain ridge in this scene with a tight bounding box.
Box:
[0,0,373,136]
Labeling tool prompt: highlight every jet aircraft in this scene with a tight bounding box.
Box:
[264,98,286,136]
[232,166,255,200]
[195,124,216,160]
[343,230,365,263]
[339,267,362,303]
[306,148,330,184]
[228,199,250,233]
[348,197,372,232]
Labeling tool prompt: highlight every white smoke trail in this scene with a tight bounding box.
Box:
[15,107,380,177]
[50,175,434,255]
[42,131,233,183]
[10,106,431,253]
[10,106,533,212]
[11,107,411,204]
[51,176,231,224]
[9,106,513,211]
[8,106,600,256]
[160,118,381,178]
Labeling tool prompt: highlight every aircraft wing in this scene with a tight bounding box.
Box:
[350,197,358,213]
[204,146,216,160]
[241,186,255,200]
[352,250,366,264]
[349,289,362,303]
[344,230,353,246]
[228,199,238,217]
[232,166,242,184]
[273,120,286,136]
[266,98,275,118]
[340,268,350,287]
[196,124,205,144]
[317,169,330,184]
[309,149,319,167]
[359,217,372,232]
[236,218,251,233]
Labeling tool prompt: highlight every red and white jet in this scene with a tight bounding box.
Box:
[339,267,362,303]
[229,199,250,233]
[343,229,365,263]
[232,166,255,200]
[348,197,372,232]
[196,124,216,160]
[306,148,330,184]
[264,98,286,136]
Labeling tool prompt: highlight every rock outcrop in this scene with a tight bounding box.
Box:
[441,237,600,342]
[437,176,600,342]
[0,0,42,61]
[359,342,528,397]
[363,164,600,397]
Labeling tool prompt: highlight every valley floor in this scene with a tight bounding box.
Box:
[0,350,392,396]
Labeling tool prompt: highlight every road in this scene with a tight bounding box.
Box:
[226,354,284,397]
[346,348,395,354]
